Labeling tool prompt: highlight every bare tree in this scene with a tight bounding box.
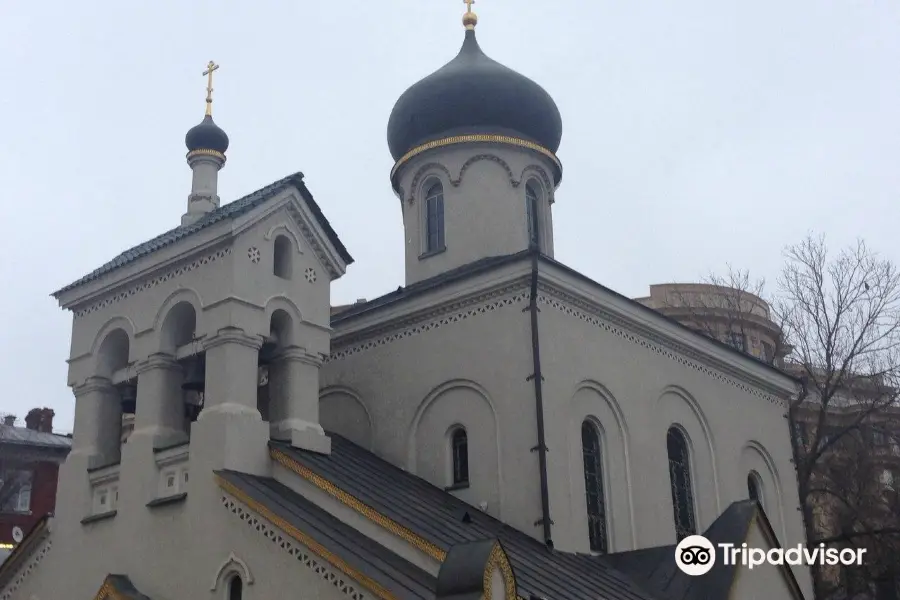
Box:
[775,235,900,599]
[656,235,900,598]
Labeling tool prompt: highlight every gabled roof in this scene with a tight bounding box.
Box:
[216,470,437,600]
[53,172,353,296]
[605,500,805,600]
[271,434,660,600]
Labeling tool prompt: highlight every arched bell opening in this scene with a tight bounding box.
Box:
[159,301,205,429]
[259,310,294,427]
[94,328,131,465]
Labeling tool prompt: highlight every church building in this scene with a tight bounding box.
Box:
[1,4,812,599]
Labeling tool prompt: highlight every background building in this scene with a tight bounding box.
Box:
[640,282,900,598]
[0,409,71,563]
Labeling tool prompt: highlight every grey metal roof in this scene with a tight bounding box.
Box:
[0,425,72,450]
[605,500,805,600]
[272,435,662,600]
[216,469,437,600]
[53,172,353,296]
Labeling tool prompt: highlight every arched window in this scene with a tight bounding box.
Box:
[424,182,445,254]
[747,472,763,507]
[667,427,697,541]
[525,181,541,248]
[273,235,293,279]
[451,427,468,486]
[227,574,243,600]
[581,421,608,553]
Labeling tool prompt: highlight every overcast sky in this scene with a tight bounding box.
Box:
[1,0,898,433]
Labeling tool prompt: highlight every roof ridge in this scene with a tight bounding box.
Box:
[51,170,346,298]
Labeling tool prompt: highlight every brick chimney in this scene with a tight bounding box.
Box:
[24,408,54,433]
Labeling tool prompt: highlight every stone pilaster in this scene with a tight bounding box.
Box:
[71,376,122,469]
[199,327,263,419]
[132,354,187,449]
[268,347,330,454]
[189,327,270,477]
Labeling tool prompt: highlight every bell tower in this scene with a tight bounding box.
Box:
[386,1,563,285]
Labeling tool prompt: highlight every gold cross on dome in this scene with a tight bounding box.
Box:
[464,0,475,14]
[203,61,219,116]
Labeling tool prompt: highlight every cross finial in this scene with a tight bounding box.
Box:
[203,61,220,116]
[463,0,478,30]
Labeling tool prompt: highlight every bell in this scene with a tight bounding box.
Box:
[119,385,137,415]
[184,391,203,422]
[258,335,278,366]
[181,357,205,392]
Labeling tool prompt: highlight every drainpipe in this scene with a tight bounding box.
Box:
[526,247,552,547]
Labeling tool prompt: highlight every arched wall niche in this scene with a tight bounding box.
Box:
[657,385,720,530]
[210,552,253,591]
[741,441,786,541]
[407,380,502,514]
[568,380,635,550]
[319,386,373,450]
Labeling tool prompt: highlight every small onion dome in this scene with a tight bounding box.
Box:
[185,115,229,154]
[387,29,562,163]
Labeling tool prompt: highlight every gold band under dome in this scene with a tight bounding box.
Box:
[390,134,561,180]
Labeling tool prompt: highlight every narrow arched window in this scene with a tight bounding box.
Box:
[525,182,541,248]
[747,472,763,507]
[581,421,608,553]
[273,235,293,279]
[227,575,243,600]
[667,427,697,541]
[424,182,445,253]
[451,427,468,486]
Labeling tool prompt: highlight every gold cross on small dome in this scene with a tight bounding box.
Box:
[203,61,220,116]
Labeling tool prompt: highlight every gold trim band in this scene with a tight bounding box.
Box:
[186,148,226,162]
[271,448,447,562]
[216,475,397,600]
[391,134,561,180]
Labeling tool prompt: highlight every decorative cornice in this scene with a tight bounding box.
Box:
[536,285,786,406]
[217,476,387,599]
[406,162,453,204]
[328,282,531,363]
[134,353,181,375]
[0,536,51,600]
[72,376,115,397]
[203,327,263,352]
[327,274,784,406]
[272,346,323,367]
[405,156,557,205]
[73,247,232,319]
[285,202,341,280]
[270,448,446,562]
[391,134,561,183]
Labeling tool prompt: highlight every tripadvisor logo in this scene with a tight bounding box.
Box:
[675,536,717,576]
[675,535,867,576]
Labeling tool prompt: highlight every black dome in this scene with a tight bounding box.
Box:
[185,115,229,154]
[387,30,562,162]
